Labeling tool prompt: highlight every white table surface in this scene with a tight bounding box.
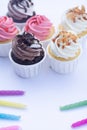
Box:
[0,0,87,130]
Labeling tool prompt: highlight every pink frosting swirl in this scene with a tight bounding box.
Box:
[24,15,53,41]
[0,16,18,42]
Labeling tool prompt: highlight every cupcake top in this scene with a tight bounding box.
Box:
[12,32,44,62]
[50,31,80,59]
[63,5,87,33]
[7,0,35,23]
[24,15,54,41]
[0,16,18,42]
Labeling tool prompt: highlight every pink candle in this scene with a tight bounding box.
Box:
[0,125,20,130]
[71,118,87,128]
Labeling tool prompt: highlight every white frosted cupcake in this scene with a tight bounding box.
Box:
[7,0,36,30]
[9,32,46,78]
[47,31,82,74]
[59,5,87,49]
[24,15,55,49]
[0,16,19,57]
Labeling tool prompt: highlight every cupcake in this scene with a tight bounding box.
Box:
[59,5,87,49]
[7,0,36,30]
[0,16,19,57]
[24,15,55,48]
[9,32,46,78]
[47,30,82,74]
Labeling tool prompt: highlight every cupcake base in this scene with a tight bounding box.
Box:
[77,30,87,38]
[48,45,81,61]
[0,40,12,57]
[47,45,82,74]
[9,49,46,78]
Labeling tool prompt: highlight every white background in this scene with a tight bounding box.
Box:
[0,0,87,130]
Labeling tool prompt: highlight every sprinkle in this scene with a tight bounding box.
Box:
[0,125,20,130]
[60,100,87,111]
[71,118,87,128]
[0,90,25,96]
[0,100,26,109]
[0,113,21,120]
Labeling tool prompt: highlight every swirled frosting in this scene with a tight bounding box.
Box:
[7,0,35,23]
[0,16,18,42]
[24,15,54,41]
[50,31,80,59]
[12,32,44,65]
[62,5,87,33]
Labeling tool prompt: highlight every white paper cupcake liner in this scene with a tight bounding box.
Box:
[78,35,87,51]
[0,28,20,57]
[9,48,46,78]
[47,45,82,74]
[0,41,11,57]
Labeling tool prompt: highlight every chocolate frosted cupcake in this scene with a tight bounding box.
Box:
[7,0,35,30]
[9,32,46,78]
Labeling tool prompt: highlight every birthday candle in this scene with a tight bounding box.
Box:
[71,118,87,128]
[0,100,26,109]
[0,90,25,96]
[60,100,87,110]
[0,113,21,120]
[0,125,20,130]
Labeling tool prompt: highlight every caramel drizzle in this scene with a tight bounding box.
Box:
[66,5,87,22]
[52,31,77,49]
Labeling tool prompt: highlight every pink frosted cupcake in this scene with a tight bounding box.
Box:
[0,16,19,57]
[24,15,55,48]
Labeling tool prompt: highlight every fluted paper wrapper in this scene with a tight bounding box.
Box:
[0,41,11,57]
[78,35,87,52]
[47,45,82,74]
[9,48,46,78]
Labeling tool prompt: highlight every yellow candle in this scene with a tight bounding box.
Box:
[0,100,26,109]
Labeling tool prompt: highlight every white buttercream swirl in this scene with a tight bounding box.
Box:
[50,31,80,59]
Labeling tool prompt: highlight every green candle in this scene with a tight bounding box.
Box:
[60,100,87,111]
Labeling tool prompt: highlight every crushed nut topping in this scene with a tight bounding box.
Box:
[66,5,87,22]
[52,31,77,49]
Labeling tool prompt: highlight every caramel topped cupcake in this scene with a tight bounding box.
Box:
[50,31,80,61]
[59,5,87,38]
[47,30,82,74]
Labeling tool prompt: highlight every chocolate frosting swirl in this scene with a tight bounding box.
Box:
[7,0,35,23]
[12,32,44,63]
